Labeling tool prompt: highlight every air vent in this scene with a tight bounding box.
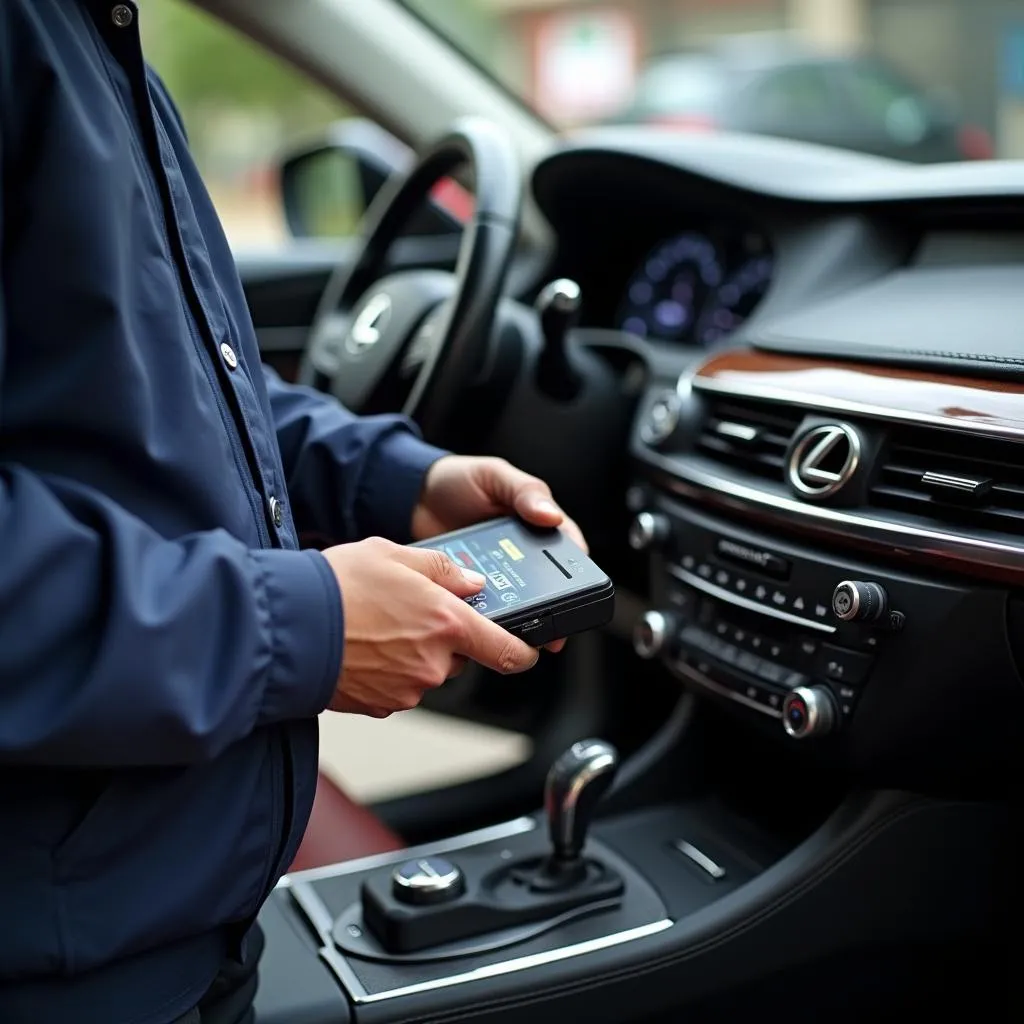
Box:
[869,426,1024,534]
[695,398,803,482]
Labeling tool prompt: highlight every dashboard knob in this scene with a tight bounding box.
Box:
[640,389,682,447]
[832,581,889,623]
[782,686,837,739]
[391,856,466,906]
[633,610,676,660]
[629,511,671,551]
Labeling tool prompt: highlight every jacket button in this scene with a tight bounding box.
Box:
[111,4,134,27]
[220,342,239,370]
[269,496,284,529]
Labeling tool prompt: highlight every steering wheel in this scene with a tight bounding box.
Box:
[300,118,522,439]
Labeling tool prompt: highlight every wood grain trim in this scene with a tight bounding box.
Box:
[692,351,1024,438]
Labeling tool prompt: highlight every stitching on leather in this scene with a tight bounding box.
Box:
[396,798,957,1024]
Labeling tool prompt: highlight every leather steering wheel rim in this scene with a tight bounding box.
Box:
[300,117,522,439]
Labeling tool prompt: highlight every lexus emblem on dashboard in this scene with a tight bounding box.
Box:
[346,292,392,354]
[787,423,862,499]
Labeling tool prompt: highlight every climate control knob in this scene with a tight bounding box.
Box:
[832,580,889,623]
[782,686,837,739]
[629,511,671,551]
[633,610,676,660]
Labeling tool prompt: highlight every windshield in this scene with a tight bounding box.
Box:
[401,1,1015,163]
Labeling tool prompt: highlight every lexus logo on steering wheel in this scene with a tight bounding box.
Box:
[787,422,862,499]
[346,293,392,355]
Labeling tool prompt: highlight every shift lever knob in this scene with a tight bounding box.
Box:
[544,738,619,863]
[534,278,582,401]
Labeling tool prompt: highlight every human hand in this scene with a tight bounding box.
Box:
[411,456,587,653]
[321,537,540,718]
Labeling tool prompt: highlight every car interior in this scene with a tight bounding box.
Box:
[195,1,1021,1019]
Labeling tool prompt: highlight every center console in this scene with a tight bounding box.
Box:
[255,349,1020,1022]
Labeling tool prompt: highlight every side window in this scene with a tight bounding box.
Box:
[142,0,357,247]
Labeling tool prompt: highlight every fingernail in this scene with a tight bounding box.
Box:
[461,568,486,586]
[535,499,560,517]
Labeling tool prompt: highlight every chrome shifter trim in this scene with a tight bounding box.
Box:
[320,919,674,1003]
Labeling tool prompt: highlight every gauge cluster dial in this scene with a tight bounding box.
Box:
[617,226,772,346]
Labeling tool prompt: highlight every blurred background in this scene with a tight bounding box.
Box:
[145,0,1024,251]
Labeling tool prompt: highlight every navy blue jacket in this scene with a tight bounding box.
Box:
[0,1,445,1020]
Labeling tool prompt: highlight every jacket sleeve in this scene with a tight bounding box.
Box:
[0,142,342,768]
[263,366,448,545]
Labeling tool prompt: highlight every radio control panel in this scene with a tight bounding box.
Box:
[628,487,921,741]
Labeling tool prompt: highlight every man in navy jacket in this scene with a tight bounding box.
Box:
[0,2,583,1021]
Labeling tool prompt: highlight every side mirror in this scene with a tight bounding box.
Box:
[280,118,463,239]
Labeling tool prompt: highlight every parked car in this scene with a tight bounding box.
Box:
[606,34,993,162]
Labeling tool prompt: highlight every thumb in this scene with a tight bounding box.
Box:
[397,544,487,598]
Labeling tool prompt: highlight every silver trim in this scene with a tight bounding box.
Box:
[788,422,862,499]
[921,471,989,494]
[628,510,668,551]
[640,391,682,446]
[689,371,1024,441]
[783,686,837,739]
[672,657,783,719]
[832,581,861,622]
[279,817,536,886]
[713,420,758,442]
[320,919,674,1003]
[346,292,392,354]
[672,840,727,880]
[392,858,463,895]
[633,610,669,658]
[668,565,836,634]
[640,448,1024,576]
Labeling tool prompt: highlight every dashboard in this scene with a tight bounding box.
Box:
[526,130,1024,797]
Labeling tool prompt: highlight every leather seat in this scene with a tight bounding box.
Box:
[289,771,404,873]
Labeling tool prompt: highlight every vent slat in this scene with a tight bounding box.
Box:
[869,425,1024,536]
[696,398,801,483]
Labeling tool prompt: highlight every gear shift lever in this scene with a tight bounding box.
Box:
[534,278,582,402]
[544,738,620,866]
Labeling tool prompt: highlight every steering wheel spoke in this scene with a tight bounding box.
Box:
[299,118,522,441]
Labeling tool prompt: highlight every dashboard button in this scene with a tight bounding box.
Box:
[756,661,787,685]
[737,652,761,675]
[733,576,749,594]
[698,563,713,580]
[714,569,730,587]
[815,644,874,686]
[791,595,807,613]
[798,638,818,660]
[784,671,811,689]
[814,603,830,620]
[714,538,790,580]
[754,584,768,601]
[667,588,697,619]
[771,590,788,608]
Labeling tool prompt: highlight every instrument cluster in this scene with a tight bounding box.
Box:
[616,225,773,346]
